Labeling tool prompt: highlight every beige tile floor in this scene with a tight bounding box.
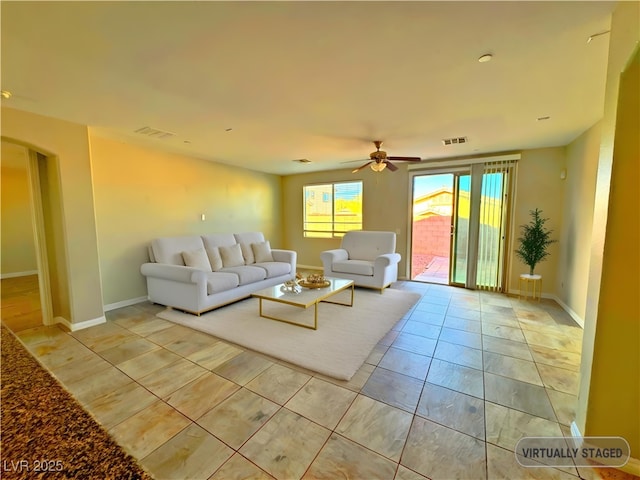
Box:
[3,277,637,480]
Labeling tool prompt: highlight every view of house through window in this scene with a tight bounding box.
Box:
[303,181,363,237]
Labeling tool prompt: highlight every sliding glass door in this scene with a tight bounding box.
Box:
[410,171,470,285]
[410,161,515,291]
[451,174,471,286]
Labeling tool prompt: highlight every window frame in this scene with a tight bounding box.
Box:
[303,181,363,238]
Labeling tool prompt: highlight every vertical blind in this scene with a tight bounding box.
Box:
[476,160,515,291]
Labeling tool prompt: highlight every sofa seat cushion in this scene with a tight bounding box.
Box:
[220,266,266,285]
[254,261,291,279]
[332,260,374,276]
[205,272,240,295]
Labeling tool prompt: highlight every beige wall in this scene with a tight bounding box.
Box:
[0,143,37,276]
[1,107,104,325]
[508,148,565,294]
[576,0,640,467]
[556,122,601,322]
[89,134,283,306]
[282,166,410,274]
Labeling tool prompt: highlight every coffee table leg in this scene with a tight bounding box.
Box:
[321,283,354,307]
[258,298,318,330]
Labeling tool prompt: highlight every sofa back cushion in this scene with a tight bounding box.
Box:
[152,236,205,265]
[201,233,237,249]
[234,232,265,245]
[341,231,396,261]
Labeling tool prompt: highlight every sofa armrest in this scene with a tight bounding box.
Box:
[140,263,206,285]
[321,249,349,267]
[271,249,296,266]
[374,253,402,268]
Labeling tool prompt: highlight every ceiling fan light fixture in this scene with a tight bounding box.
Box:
[370,162,387,172]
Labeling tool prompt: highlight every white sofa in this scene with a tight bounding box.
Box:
[140,232,296,314]
[320,231,401,292]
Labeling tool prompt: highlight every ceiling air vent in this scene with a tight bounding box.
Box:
[442,136,468,146]
[134,126,175,139]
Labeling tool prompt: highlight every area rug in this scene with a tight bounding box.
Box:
[0,324,152,480]
[157,288,420,380]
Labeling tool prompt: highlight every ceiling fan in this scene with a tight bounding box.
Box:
[351,141,422,173]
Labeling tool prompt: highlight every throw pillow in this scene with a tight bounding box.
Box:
[219,244,245,268]
[182,248,212,272]
[252,241,274,263]
[205,246,223,271]
[240,243,255,265]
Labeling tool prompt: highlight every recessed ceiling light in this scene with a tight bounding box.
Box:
[478,54,493,63]
[1,90,12,99]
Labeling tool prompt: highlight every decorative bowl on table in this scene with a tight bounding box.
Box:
[298,274,330,289]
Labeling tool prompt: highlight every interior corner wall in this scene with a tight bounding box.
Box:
[88,134,283,307]
[508,147,565,295]
[0,145,37,276]
[1,107,104,325]
[555,122,601,322]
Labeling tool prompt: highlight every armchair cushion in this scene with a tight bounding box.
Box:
[341,231,397,261]
[332,260,374,276]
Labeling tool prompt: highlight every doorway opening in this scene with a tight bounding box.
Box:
[410,172,470,285]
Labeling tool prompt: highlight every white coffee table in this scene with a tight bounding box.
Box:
[251,277,354,330]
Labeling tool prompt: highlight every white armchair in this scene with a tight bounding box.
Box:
[320,231,401,292]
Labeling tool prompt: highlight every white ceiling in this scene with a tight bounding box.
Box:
[1,1,614,175]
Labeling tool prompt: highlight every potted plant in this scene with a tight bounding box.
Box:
[515,208,556,275]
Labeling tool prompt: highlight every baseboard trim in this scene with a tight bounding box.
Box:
[54,315,106,332]
[550,295,585,328]
[570,422,640,476]
[104,296,148,312]
[297,264,323,272]
[506,288,555,300]
[1,270,38,279]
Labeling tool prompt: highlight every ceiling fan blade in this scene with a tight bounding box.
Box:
[340,158,370,164]
[352,161,373,173]
[387,156,422,161]
[385,160,399,172]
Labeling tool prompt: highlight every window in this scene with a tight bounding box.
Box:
[304,181,363,237]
